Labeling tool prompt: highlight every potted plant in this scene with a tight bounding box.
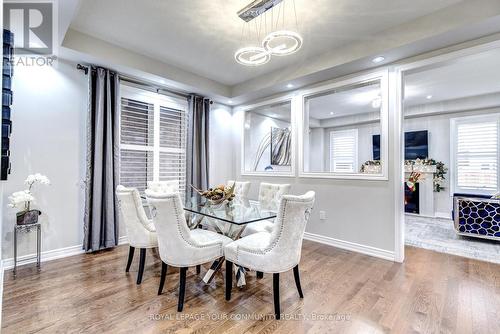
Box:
[9,173,50,225]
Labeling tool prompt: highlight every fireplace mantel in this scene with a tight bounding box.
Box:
[405,165,436,217]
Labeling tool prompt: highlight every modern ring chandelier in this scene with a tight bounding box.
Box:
[235,0,302,66]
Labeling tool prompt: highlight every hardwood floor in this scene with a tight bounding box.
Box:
[2,240,499,334]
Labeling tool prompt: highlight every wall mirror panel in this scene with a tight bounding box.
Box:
[242,100,294,175]
[301,75,388,179]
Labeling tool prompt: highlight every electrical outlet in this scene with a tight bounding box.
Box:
[319,211,326,220]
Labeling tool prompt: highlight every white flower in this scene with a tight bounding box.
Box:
[25,173,51,186]
[8,190,34,209]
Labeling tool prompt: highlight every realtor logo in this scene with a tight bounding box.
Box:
[3,1,54,55]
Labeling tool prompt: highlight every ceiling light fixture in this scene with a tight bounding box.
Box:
[263,30,302,56]
[287,83,294,88]
[372,56,385,63]
[235,0,301,66]
[238,0,284,22]
[228,100,233,104]
[235,46,272,66]
[330,112,334,115]
[426,95,433,99]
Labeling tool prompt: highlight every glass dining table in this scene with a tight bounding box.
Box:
[144,194,277,287]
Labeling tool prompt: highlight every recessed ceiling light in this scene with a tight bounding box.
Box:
[372,56,385,63]
[287,83,294,88]
[330,112,334,115]
[426,95,433,99]
[228,100,233,104]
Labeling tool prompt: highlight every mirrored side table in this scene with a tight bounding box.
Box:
[13,222,41,276]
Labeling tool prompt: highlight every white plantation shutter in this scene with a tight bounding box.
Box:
[330,129,358,173]
[119,97,154,193]
[119,85,188,195]
[454,118,499,193]
[159,106,187,195]
[120,149,153,193]
[120,98,154,146]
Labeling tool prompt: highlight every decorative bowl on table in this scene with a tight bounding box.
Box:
[191,183,235,205]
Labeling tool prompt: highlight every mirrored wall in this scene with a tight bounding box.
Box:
[301,75,388,178]
[242,100,294,175]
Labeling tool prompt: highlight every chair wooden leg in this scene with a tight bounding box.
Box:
[136,248,146,285]
[256,271,264,279]
[178,267,188,312]
[158,262,168,295]
[293,265,304,298]
[125,246,135,272]
[196,265,201,274]
[273,273,280,320]
[225,261,233,301]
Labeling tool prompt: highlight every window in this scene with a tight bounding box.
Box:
[330,129,358,173]
[452,115,499,194]
[119,85,188,195]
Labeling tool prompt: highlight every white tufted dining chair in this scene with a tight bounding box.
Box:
[116,185,158,285]
[147,180,179,194]
[241,182,291,237]
[226,180,251,198]
[224,191,315,319]
[146,191,233,312]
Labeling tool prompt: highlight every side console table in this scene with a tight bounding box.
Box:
[13,222,41,276]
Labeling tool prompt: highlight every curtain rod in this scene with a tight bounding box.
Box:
[76,64,193,100]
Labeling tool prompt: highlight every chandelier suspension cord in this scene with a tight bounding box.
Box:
[275,1,281,30]
[293,0,298,30]
[282,0,286,30]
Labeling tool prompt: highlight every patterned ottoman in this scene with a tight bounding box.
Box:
[453,194,500,241]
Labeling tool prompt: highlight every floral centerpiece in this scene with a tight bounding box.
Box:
[191,183,235,205]
[9,173,50,225]
[360,160,382,173]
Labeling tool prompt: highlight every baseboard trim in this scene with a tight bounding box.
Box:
[434,211,452,220]
[2,235,129,270]
[304,232,395,261]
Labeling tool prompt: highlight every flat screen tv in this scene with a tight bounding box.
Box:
[372,135,381,160]
[405,130,428,160]
[372,130,428,160]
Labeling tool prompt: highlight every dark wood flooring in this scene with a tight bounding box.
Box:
[2,240,499,333]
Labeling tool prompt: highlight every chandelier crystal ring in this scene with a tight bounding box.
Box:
[263,30,302,56]
[235,0,302,66]
[234,46,272,66]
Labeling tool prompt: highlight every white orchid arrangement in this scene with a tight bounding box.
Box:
[8,173,50,211]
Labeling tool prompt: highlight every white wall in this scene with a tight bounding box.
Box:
[209,103,235,185]
[1,60,87,260]
[232,83,400,257]
[0,68,234,262]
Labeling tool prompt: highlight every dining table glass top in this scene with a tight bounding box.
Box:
[183,195,277,225]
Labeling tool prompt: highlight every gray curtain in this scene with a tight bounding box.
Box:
[186,95,210,198]
[83,67,120,252]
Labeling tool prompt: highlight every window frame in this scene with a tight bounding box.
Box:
[298,70,389,180]
[119,84,188,192]
[329,129,359,173]
[450,113,500,196]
